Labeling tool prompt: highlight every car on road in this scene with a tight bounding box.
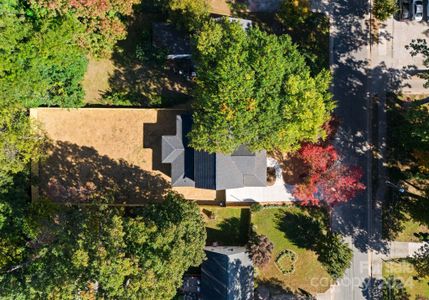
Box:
[398,0,410,20]
[412,0,424,21]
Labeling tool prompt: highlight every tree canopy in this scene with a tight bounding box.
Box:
[0,1,87,107]
[0,193,206,299]
[373,0,398,21]
[293,143,365,207]
[29,0,140,57]
[189,20,335,154]
[0,105,46,187]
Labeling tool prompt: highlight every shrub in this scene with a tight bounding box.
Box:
[250,203,263,213]
[247,233,274,268]
[275,249,297,275]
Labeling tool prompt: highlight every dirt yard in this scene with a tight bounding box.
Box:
[31,108,216,204]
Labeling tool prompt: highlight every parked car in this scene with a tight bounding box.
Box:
[412,0,424,21]
[395,0,410,21]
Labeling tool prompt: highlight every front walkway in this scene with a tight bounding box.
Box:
[225,158,295,203]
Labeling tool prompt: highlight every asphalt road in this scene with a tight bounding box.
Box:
[315,0,429,297]
[318,0,375,298]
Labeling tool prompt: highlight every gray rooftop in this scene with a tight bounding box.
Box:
[201,246,254,300]
[161,115,266,190]
[152,22,191,59]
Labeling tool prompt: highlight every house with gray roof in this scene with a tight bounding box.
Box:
[161,115,267,190]
[152,22,192,59]
[201,246,254,300]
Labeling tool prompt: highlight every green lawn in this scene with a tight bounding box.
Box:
[383,261,429,299]
[202,206,250,246]
[252,206,333,294]
[395,218,429,242]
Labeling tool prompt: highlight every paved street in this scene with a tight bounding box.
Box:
[314,0,429,298]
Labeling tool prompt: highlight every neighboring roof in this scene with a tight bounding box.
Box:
[152,23,191,58]
[214,17,253,31]
[162,115,267,190]
[201,246,254,300]
[207,0,232,16]
[247,0,282,12]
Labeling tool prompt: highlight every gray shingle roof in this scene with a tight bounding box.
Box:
[162,115,266,190]
[201,246,254,300]
[152,23,191,58]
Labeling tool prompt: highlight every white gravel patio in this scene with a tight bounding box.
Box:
[225,157,296,203]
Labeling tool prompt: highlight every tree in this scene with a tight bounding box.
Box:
[0,193,206,299]
[407,39,429,89]
[373,0,398,21]
[189,19,335,154]
[293,144,365,206]
[29,0,140,57]
[0,2,87,107]
[318,232,353,279]
[167,0,209,31]
[411,242,429,278]
[0,105,46,187]
[299,143,338,174]
[247,233,274,268]
[277,0,311,28]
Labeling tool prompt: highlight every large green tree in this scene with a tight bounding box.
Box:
[0,105,46,187]
[373,0,398,21]
[0,193,206,299]
[189,20,335,154]
[0,1,87,107]
[29,0,140,57]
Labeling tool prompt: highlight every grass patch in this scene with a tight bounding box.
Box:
[383,94,429,242]
[202,206,250,246]
[395,218,429,242]
[383,260,429,299]
[252,206,333,294]
[82,11,192,108]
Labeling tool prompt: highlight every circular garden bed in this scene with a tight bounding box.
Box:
[275,249,297,275]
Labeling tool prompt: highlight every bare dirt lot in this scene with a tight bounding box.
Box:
[31,108,216,204]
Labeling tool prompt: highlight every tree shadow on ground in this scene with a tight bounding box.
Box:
[143,109,184,177]
[102,5,193,108]
[330,58,411,254]
[276,206,355,279]
[255,278,315,300]
[206,209,250,246]
[275,208,325,250]
[361,277,411,300]
[38,141,171,204]
[271,151,309,185]
[382,93,429,241]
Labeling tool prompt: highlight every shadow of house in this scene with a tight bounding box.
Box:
[39,141,171,204]
[143,109,184,177]
[201,246,254,300]
[255,278,315,300]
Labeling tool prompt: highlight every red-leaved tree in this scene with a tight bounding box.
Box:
[294,144,365,207]
[299,144,338,173]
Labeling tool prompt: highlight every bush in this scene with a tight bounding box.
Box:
[247,233,274,268]
[250,203,263,213]
[275,249,297,275]
[318,233,353,279]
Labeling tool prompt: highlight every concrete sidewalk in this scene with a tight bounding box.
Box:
[371,242,425,278]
